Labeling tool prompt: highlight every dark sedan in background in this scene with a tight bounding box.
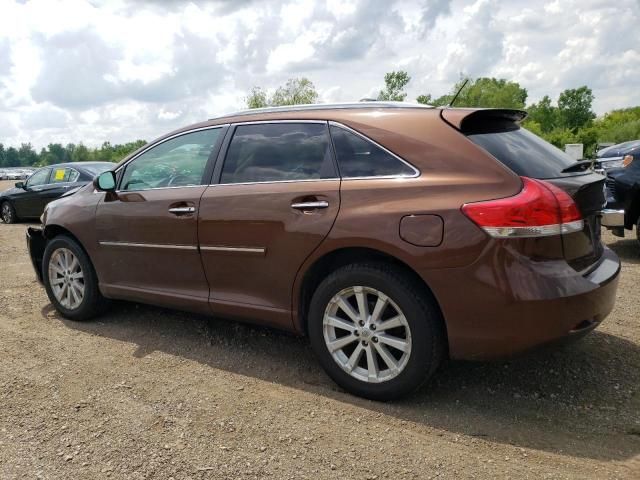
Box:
[597,140,640,245]
[0,162,113,224]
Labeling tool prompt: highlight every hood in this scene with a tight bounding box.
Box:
[597,140,640,158]
[0,186,22,197]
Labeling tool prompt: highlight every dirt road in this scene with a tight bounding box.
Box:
[0,179,638,479]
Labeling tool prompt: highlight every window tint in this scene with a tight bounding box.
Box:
[26,168,50,187]
[468,127,577,179]
[329,125,416,178]
[220,123,335,184]
[51,167,80,183]
[120,128,221,191]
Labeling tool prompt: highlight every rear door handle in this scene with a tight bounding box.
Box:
[291,201,329,210]
[169,206,196,215]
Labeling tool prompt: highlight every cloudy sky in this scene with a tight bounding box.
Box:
[0,0,638,148]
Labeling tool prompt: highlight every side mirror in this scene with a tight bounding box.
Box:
[15,182,25,189]
[94,171,116,192]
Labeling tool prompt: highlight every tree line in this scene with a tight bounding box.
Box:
[2,72,637,168]
[247,73,640,158]
[0,140,147,169]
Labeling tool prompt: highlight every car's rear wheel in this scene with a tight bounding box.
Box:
[308,263,445,401]
[42,235,107,321]
[636,217,640,248]
[1,201,17,224]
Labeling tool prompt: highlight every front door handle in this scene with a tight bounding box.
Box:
[168,206,196,215]
[291,200,329,210]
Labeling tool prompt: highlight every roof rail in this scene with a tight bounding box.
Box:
[210,101,434,120]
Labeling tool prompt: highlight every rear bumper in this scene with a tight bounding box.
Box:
[601,209,625,228]
[426,245,621,360]
[26,227,46,284]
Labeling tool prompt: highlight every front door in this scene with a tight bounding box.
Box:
[198,121,340,328]
[94,127,225,311]
[15,167,51,218]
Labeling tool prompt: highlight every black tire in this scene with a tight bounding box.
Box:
[42,235,108,321]
[636,217,640,248]
[1,201,18,224]
[308,262,445,401]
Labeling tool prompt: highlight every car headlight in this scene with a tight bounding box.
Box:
[623,155,634,168]
[601,159,625,170]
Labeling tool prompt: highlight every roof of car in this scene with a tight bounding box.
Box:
[37,161,114,170]
[211,101,435,120]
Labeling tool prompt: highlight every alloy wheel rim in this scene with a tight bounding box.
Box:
[323,286,412,383]
[48,248,85,310]
[1,204,11,222]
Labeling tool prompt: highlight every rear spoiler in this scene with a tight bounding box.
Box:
[441,108,528,134]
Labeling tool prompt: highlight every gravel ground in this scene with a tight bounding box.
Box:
[0,179,639,479]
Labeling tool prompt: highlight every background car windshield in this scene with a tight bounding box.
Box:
[220,123,335,183]
[120,129,221,191]
[82,163,114,176]
[26,169,50,187]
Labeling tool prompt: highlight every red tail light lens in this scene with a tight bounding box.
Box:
[461,177,584,238]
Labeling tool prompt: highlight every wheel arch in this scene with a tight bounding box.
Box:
[295,246,448,345]
[42,224,99,279]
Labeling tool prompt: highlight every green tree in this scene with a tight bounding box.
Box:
[270,77,319,106]
[18,143,38,167]
[0,143,6,168]
[417,77,527,108]
[71,143,91,163]
[5,147,20,167]
[378,71,411,101]
[246,86,268,109]
[524,95,557,133]
[557,86,595,131]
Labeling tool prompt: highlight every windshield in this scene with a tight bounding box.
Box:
[468,128,578,179]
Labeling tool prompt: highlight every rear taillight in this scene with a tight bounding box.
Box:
[461,177,584,238]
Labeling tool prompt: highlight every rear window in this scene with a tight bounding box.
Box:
[468,127,577,179]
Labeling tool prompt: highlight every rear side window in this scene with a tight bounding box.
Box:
[329,125,417,178]
[51,167,80,183]
[468,127,576,179]
[221,123,335,184]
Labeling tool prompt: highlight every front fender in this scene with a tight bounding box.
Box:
[26,227,46,283]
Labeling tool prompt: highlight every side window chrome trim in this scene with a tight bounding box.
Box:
[114,124,229,175]
[328,121,421,179]
[207,177,340,187]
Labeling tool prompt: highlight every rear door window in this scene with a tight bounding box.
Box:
[220,123,335,184]
[51,167,80,183]
[468,127,577,179]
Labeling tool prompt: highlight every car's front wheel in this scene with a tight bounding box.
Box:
[42,235,107,321]
[308,263,445,401]
[1,201,18,224]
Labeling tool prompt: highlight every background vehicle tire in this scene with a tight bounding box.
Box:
[42,235,108,321]
[636,217,640,248]
[308,262,445,401]
[1,201,18,224]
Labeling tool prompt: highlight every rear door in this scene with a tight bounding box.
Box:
[198,121,340,328]
[464,117,605,271]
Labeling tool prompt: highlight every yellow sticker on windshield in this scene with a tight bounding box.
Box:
[54,169,65,181]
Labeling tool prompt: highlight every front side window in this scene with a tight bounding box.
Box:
[120,128,221,191]
[330,125,417,178]
[220,123,335,184]
[51,167,80,183]
[26,168,50,187]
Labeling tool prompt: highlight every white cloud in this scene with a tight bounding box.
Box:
[0,0,638,149]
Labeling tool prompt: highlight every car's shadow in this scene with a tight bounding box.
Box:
[44,302,640,462]
[607,237,640,264]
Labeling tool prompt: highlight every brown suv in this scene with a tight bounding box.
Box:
[26,103,621,400]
